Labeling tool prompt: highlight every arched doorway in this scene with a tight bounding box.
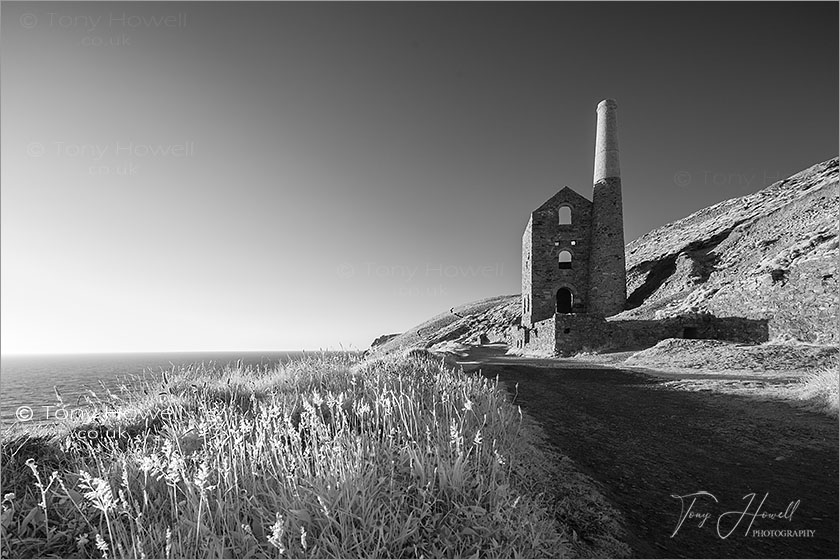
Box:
[556,288,573,313]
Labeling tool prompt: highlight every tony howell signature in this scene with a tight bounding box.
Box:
[670,491,806,539]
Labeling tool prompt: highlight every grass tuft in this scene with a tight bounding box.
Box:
[794,361,839,416]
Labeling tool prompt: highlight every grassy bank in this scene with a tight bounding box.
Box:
[1,353,624,558]
[793,362,839,416]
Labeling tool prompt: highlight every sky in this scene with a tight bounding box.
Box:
[1,1,837,354]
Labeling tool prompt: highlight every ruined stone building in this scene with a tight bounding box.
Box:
[513,100,768,355]
[515,99,626,354]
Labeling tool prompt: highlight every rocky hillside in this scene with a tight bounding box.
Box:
[620,157,838,343]
[374,157,839,353]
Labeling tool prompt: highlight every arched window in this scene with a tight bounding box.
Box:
[558,250,572,269]
[559,206,572,225]
[557,288,573,313]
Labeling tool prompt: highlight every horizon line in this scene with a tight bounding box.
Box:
[0,348,365,358]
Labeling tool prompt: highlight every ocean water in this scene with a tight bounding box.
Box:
[0,351,330,427]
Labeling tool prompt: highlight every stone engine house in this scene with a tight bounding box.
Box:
[514,99,769,355]
[517,99,627,354]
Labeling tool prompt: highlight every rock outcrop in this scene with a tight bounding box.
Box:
[370,333,401,348]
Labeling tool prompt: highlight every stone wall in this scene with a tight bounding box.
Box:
[606,315,769,351]
[521,218,534,327]
[511,317,556,354]
[530,317,558,354]
[554,315,611,356]
[517,312,769,356]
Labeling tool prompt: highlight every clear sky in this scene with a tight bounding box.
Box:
[2,1,837,354]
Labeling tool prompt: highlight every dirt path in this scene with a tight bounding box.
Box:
[454,347,839,559]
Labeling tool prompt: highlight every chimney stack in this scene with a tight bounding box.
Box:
[593,98,620,183]
[588,99,627,316]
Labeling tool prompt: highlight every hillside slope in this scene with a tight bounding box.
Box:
[620,157,838,343]
[374,157,839,352]
[375,294,519,355]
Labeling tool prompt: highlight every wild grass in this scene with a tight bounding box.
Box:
[794,360,839,416]
[0,352,597,558]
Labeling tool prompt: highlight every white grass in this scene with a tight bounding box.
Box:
[795,361,839,416]
[1,353,580,558]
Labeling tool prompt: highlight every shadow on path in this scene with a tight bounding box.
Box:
[456,346,839,559]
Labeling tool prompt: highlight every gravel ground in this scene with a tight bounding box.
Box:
[453,345,839,559]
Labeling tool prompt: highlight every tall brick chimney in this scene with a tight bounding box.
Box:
[588,99,627,316]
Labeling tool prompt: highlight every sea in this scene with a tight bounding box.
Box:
[0,351,335,427]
